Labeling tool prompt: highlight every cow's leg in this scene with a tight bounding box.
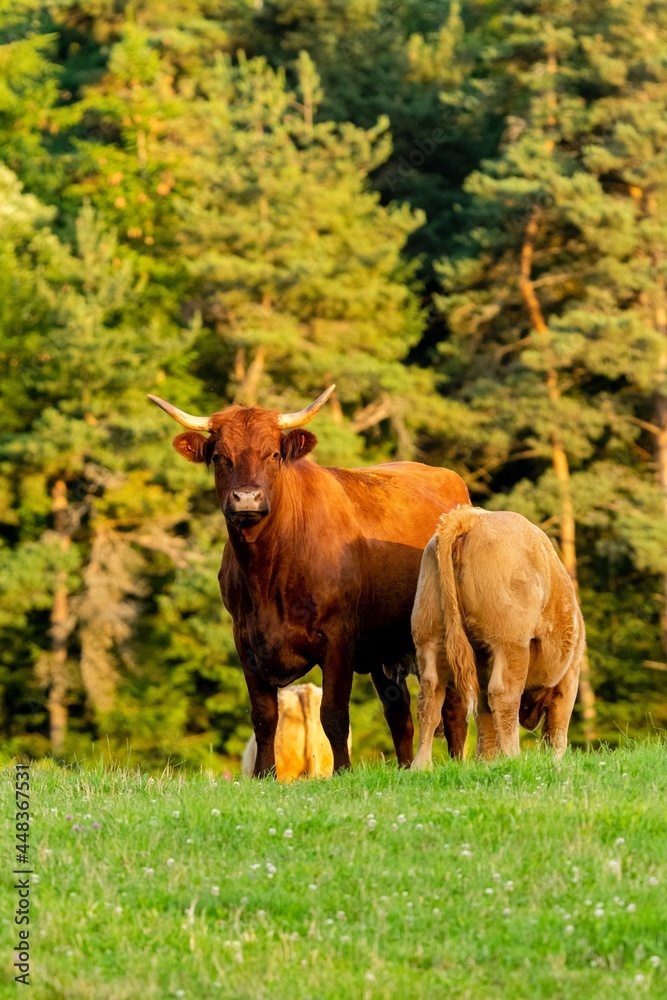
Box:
[487,643,530,757]
[320,655,353,772]
[411,642,444,770]
[474,649,496,759]
[371,662,414,768]
[476,694,498,760]
[543,660,580,758]
[440,686,467,758]
[244,665,279,778]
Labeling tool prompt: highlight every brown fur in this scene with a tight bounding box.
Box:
[411,507,586,767]
[165,402,471,775]
[241,684,352,781]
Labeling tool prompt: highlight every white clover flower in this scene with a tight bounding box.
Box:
[502,908,512,916]
[492,873,501,882]
[504,881,514,892]
[397,814,406,824]
[266,863,277,875]
[268,828,276,836]
[461,849,472,858]
[484,888,494,895]
[565,925,574,935]
[433,907,441,915]
[325,918,334,925]
[649,956,661,968]
[416,823,424,830]
[211,808,220,817]
[607,859,621,875]
[211,886,219,896]
[615,837,625,846]
[365,972,375,982]
[250,863,260,870]
[167,857,175,866]
[143,867,154,876]
[309,884,317,891]
[336,911,346,920]
[648,876,659,886]
[186,838,193,844]
[627,903,637,913]
[368,818,377,830]
[283,829,293,839]
[172,811,180,818]
[391,823,398,830]
[634,974,645,984]
[114,906,123,914]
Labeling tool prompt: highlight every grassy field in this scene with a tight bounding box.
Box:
[1,743,666,1000]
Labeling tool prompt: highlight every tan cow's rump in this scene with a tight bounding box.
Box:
[411,507,586,766]
[241,683,351,781]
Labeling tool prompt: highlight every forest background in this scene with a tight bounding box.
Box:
[1,0,666,770]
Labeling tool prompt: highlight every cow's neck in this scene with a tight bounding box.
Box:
[225,466,316,608]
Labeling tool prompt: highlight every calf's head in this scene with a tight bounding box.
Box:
[148,386,334,533]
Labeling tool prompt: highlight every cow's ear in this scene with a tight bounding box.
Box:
[172,432,213,464]
[281,429,317,463]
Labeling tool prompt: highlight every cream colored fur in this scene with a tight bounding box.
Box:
[242,683,352,781]
[411,507,585,767]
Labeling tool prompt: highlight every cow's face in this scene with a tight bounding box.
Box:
[148,387,334,536]
[172,411,317,530]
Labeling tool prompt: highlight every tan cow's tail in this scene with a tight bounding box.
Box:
[436,507,480,716]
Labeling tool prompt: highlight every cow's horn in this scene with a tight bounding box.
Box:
[277,385,336,429]
[147,394,211,431]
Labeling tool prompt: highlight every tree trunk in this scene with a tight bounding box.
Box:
[48,479,71,756]
[654,300,667,652]
[235,345,266,406]
[520,207,597,742]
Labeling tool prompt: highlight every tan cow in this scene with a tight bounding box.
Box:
[411,507,585,767]
[241,683,351,781]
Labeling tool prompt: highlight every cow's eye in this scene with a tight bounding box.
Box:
[272,451,280,460]
[211,453,220,464]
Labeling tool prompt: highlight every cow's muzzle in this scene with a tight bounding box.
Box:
[225,488,269,525]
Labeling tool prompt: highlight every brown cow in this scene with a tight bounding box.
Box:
[241,683,351,781]
[411,506,585,767]
[148,386,470,775]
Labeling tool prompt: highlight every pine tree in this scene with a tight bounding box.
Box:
[435,0,667,742]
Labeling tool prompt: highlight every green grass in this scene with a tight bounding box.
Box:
[1,744,666,1000]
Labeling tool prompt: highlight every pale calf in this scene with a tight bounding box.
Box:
[411,507,585,767]
[242,683,352,781]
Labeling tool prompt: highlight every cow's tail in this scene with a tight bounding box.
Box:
[437,507,480,717]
